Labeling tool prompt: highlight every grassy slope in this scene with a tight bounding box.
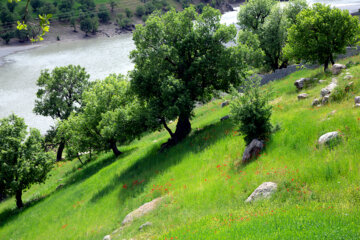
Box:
[1,55,360,239]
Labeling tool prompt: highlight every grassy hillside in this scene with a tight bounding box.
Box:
[1,55,360,239]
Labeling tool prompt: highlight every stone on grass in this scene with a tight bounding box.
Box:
[242,139,264,164]
[221,100,229,108]
[312,98,320,106]
[355,104,360,108]
[103,235,111,240]
[298,93,309,100]
[139,222,152,231]
[294,78,310,90]
[331,64,346,75]
[355,96,360,104]
[220,115,230,121]
[322,95,330,105]
[319,80,326,84]
[318,131,339,145]
[321,82,337,97]
[122,197,163,226]
[245,182,277,203]
[344,75,353,80]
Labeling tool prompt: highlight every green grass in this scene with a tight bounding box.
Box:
[1,55,360,239]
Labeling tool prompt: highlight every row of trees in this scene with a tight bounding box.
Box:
[1,1,360,209]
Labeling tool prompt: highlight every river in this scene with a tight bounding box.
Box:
[0,0,359,133]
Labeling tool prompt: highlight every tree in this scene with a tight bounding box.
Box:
[284,3,360,71]
[237,0,276,32]
[7,0,18,13]
[110,0,117,13]
[284,0,308,25]
[0,114,53,209]
[70,17,77,32]
[130,6,251,148]
[30,0,44,12]
[34,65,90,161]
[125,8,133,18]
[258,6,288,71]
[230,77,272,145]
[38,3,57,16]
[98,5,110,23]
[136,5,145,17]
[59,74,147,158]
[80,17,98,36]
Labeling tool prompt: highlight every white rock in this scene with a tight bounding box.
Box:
[318,131,339,145]
[139,222,152,231]
[321,82,337,97]
[245,182,277,203]
[322,95,330,105]
[103,235,111,240]
[312,98,320,106]
[355,104,360,108]
[344,75,353,80]
[355,96,360,104]
[331,64,346,75]
[122,197,163,226]
[298,93,309,100]
[319,80,326,84]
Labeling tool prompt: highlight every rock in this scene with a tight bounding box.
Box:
[221,100,229,108]
[122,197,163,226]
[139,222,152,231]
[344,75,353,80]
[322,95,330,105]
[103,235,111,240]
[355,96,360,104]
[294,78,311,90]
[312,98,320,106]
[242,139,264,164]
[355,104,360,108]
[220,115,230,121]
[331,64,346,75]
[56,184,64,190]
[321,82,337,97]
[298,93,309,100]
[319,80,326,83]
[318,131,339,145]
[332,78,338,84]
[245,182,277,203]
[328,110,336,116]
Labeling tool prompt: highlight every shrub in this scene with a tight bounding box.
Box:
[125,8,133,18]
[136,5,145,17]
[230,77,272,145]
[98,5,110,23]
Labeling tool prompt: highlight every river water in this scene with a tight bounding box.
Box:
[0,0,359,133]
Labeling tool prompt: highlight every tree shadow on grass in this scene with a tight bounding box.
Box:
[0,194,48,228]
[90,120,235,204]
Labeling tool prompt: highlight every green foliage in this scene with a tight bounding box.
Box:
[135,5,145,17]
[284,3,360,70]
[116,16,132,29]
[7,0,18,12]
[230,78,272,144]
[130,6,251,142]
[237,0,276,32]
[0,29,15,44]
[125,8,133,18]
[98,5,110,23]
[0,114,53,208]
[284,0,308,25]
[30,0,44,12]
[59,74,147,158]
[110,0,117,12]
[38,3,57,16]
[80,16,99,35]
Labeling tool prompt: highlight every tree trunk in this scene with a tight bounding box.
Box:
[161,113,191,151]
[110,140,122,157]
[15,189,23,209]
[330,55,335,65]
[56,141,65,162]
[324,59,329,71]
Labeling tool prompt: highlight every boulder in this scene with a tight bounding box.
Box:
[355,104,360,108]
[245,182,277,203]
[139,222,152,231]
[319,80,326,84]
[312,98,320,106]
[322,95,330,105]
[298,93,309,100]
[355,96,360,104]
[221,100,230,108]
[294,78,311,90]
[318,131,339,145]
[103,235,111,240]
[344,75,353,80]
[220,115,230,121]
[122,197,163,226]
[242,139,264,164]
[331,64,346,75]
[321,82,337,97]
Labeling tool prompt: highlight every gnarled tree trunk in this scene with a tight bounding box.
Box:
[56,141,65,162]
[110,139,122,157]
[15,189,23,209]
[161,113,191,150]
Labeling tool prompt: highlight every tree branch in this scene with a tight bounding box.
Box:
[161,117,174,138]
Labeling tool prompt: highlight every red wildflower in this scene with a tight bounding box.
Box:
[123,184,127,189]
[61,224,68,229]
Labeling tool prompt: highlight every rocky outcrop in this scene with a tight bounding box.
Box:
[312,98,320,106]
[294,78,311,90]
[318,131,339,145]
[298,93,309,100]
[242,139,264,164]
[355,96,360,104]
[331,64,346,75]
[321,81,337,97]
[245,182,277,203]
[122,197,163,226]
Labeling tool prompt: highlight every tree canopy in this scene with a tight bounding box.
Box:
[34,65,90,161]
[130,6,252,148]
[284,3,360,70]
[0,114,53,208]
